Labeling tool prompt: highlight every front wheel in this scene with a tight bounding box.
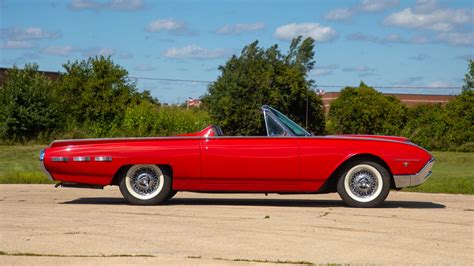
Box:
[337,161,391,207]
[119,164,171,205]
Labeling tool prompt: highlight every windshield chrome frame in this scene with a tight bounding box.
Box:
[263,108,293,136]
[262,105,311,137]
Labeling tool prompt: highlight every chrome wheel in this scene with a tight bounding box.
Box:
[125,165,164,200]
[343,164,383,203]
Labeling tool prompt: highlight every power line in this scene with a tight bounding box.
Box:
[128,76,462,90]
[316,84,461,89]
[129,76,212,84]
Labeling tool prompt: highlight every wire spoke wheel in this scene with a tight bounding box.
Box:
[121,164,167,202]
[337,161,390,207]
[349,169,378,198]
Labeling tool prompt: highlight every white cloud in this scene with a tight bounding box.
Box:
[384,5,474,32]
[134,64,156,71]
[428,81,451,87]
[163,45,227,59]
[397,76,424,85]
[108,0,144,10]
[342,65,375,73]
[455,54,473,61]
[69,0,144,11]
[346,32,379,43]
[216,22,265,35]
[313,64,338,76]
[359,0,399,12]
[0,40,34,49]
[413,0,437,13]
[274,23,337,42]
[383,33,403,43]
[324,8,353,21]
[146,19,187,33]
[436,32,474,46]
[1,52,42,65]
[69,0,98,9]
[346,32,434,45]
[409,53,429,61]
[409,35,430,44]
[342,65,378,76]
[81,47,115,57]
[118,52,133,59]
[383,1,474,46]
[2,27,60,41]
[41,45,75,56]
[324,0,398,21]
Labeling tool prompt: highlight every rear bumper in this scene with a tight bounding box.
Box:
[393,157,435,188]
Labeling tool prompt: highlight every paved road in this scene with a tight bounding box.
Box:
[0,185,473,265]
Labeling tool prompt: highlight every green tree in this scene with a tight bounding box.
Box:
[0,64,60,141]
[401,104,448,150]
[202,37,324,136]
[58,56,145,134]
[463,59,473,91]
[328,82,407,135]
[444,89,474,151]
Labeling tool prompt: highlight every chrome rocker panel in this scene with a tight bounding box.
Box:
[393,157,435,188]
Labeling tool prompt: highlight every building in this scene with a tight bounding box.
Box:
[0,67,60,84]
[186,97,202,108]
[321,91,455,111]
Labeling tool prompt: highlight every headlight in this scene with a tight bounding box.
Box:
[39,149,45,161]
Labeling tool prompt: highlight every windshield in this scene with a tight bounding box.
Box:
[264,106,311,136]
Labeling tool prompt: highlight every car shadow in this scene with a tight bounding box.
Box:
[62,197,446,209]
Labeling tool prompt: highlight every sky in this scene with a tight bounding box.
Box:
[1,0,473,103]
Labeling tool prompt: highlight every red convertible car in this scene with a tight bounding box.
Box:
[40,105,434,207]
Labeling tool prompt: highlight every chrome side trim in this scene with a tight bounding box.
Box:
[95,156,112,162]
[73,156,91,162]
[52,157,69,162]
[393,157,435,188]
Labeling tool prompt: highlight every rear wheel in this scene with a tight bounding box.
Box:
[166,190,178,201]
[337,161,390,207]
[119,164,171,205]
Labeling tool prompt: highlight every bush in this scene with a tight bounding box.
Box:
[0,64,61,142]
[122,104,212,136]
[444,90,474,151]
[401,104,448,150]
[401,90,473,151]
[328,82,406,135]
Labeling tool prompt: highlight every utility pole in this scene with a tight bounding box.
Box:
[305,89,309,129]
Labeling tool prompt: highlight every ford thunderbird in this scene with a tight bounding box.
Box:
[40,105,434,207]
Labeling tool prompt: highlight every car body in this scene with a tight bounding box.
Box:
[40,105,434,207]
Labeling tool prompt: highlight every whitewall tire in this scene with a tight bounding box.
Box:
[119,164,171,205]
[337,161,390,207]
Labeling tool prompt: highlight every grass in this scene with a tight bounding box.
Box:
[0,145,472,194]
[402,151,474,194]
[0,145,53,184]
[0,251,154,257]
[213,257,314,265]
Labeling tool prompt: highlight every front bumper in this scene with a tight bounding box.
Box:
[393,157,435,188]
[39,149,54,181]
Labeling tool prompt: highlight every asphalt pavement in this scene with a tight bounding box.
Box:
[0,184,473,265]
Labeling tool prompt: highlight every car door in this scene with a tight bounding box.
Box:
[200,137,302,192]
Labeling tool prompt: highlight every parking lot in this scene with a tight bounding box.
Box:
[0,184,473,265]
